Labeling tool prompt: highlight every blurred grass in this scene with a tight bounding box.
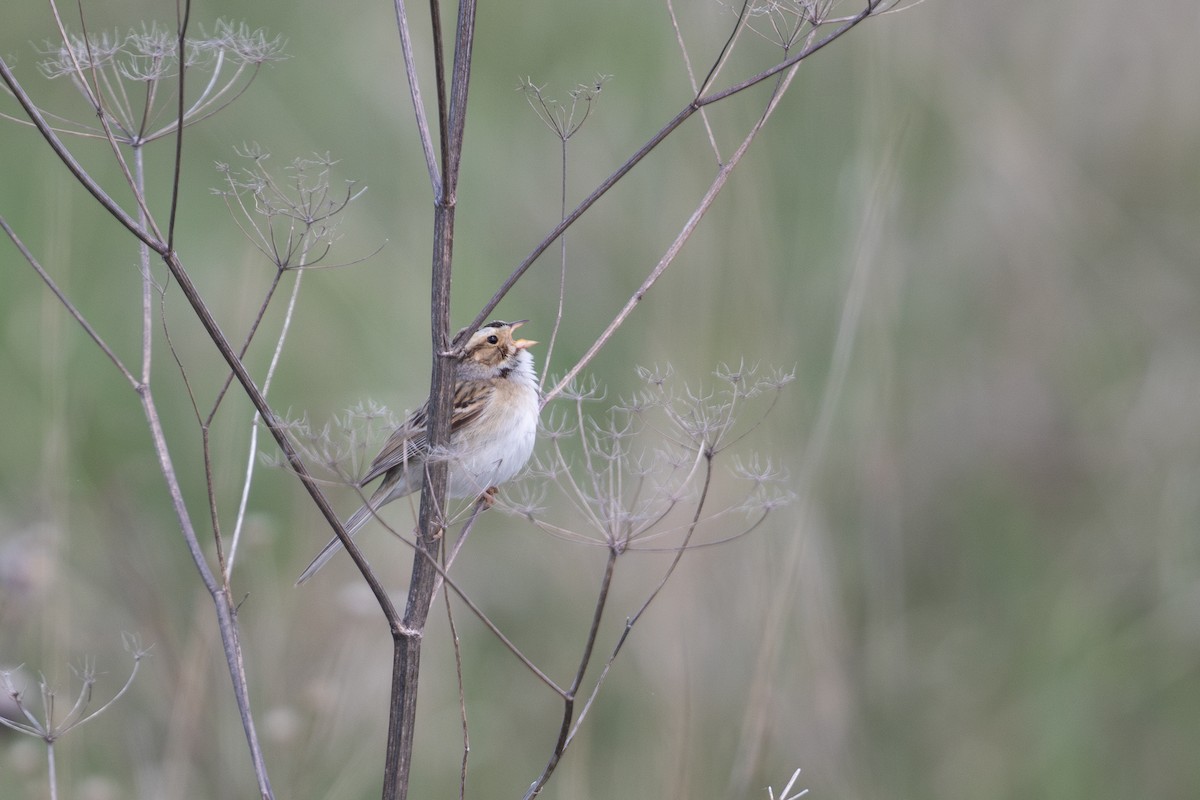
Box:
[3,0,1200,798]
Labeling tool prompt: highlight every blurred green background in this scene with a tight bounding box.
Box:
[3,1,1199,798]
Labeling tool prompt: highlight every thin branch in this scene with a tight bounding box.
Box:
[462,0,881,342]
[392,0,441,192]
[443,565,471,800]
[523,549,618,799]
[516,76,604,387]
[165,247,403,621]
[7,35,402,715]
[0,57,156,249]
[60,651,145,733]
[429,0,451,182]
[354,498,567,695]
[696,0,756,100]
[167,0,191,250]
[543,48,810,405]
[0,215,135,385]
[142,66,260,142]
[540,133,569,391]
[666,0,722,161]
[206,269,285,425]
[46,0,165,242]
[129,83,274,794]
[463,100,692,344]
[563,454,716,750]
[429,496,487,599]
[442,0,477,195]
[382,1,480,793]
[701,0,880,106]
[227,267,305,579]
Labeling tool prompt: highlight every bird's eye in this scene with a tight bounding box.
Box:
[487,335,499,344]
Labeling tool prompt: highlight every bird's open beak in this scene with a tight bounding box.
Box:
[510,320,536,348]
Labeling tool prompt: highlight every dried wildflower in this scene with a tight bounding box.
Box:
[213,147,368,270]
[0,636,148,797]
[518,74,610,142]
[729,0,837,52]
[513,364,793,551]
[25,20,285,144]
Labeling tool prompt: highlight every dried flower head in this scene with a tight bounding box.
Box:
[27,20,285,145]
[518,74,610,142]
[510,364,793,552]
[213,147,369,270]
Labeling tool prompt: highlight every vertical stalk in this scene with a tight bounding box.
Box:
[381,205,456,799]
[46,741,58,800]
[382,0,476,794]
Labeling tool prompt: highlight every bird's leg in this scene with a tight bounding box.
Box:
[481,486,498,507]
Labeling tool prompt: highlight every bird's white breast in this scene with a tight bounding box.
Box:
[446,350,539,498]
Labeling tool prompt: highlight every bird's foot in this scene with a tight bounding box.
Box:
[481,486,498,507]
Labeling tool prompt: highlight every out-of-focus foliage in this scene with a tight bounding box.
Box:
[2,0,1198,798]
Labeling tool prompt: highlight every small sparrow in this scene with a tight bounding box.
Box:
[297,320,539,584]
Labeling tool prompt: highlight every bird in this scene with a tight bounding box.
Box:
[296,320,539,584]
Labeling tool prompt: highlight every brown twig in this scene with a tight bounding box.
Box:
[442,552,471,800]
[523,549,618,799]
[461,0,882,343]
[381,0,479,794]
[4,20,405,799]
[562,453,716,752]
[541,55,804,406]
[393,0,441,192]
[0,216,134,385]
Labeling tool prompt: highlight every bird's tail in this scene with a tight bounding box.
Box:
[294,500,380,585]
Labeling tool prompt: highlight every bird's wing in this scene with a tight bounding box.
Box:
[358,380,494,486]
[358,406,427,486]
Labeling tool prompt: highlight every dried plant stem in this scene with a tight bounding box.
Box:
[0,217,134,384]
[4,20,399,800]
[206,244,285,421]
[666,0,723,162]
[463,0,882,340]
[45,0,162,241]
[128,137,275,799]
[544,60,803,406]
[434,501,499,800]
[352,499,564,694]
[568,453,715,741]
[695,0,757,105]
[383,213,454,800]
[4,1,892,796]
[3,53,396,612]
[393,0,441,191]
[167,2,190,248]
[135,357,276,797]
[523,549,618,799]
[0,59,152,246]
[381,1,478,794]
[228,268,305,578]
[523,449,716,798]
[429,496,488,599]
[442,580,471,800]
[46,741,58,800]
[539,134,570,391]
